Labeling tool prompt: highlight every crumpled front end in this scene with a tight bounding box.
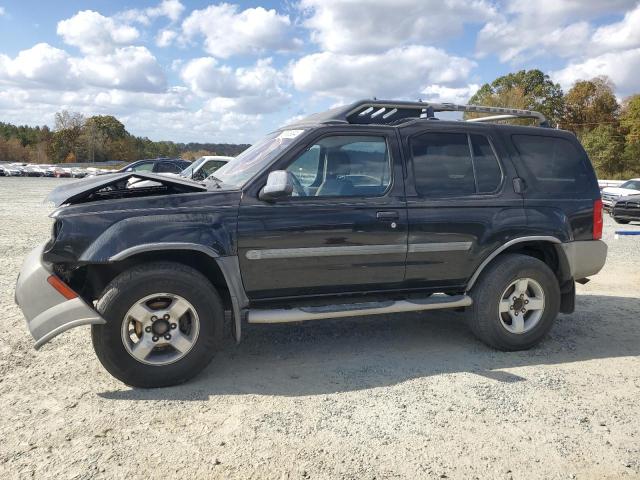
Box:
[15,243,105,349]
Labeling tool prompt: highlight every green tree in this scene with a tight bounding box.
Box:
[620,95,640,144]
[468,69,565,126]
[562,77,619,135]
[84,115,128,141]
[580,125,626,177]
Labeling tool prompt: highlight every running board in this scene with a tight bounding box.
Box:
[247,294,472,324]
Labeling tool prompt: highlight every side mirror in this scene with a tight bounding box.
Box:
[259,170,294,202]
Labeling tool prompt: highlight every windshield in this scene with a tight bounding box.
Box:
[211,130,304,187]
[620,180,640,190]
[180,157,206,178]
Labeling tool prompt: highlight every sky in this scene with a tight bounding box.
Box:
[0,0,639,144]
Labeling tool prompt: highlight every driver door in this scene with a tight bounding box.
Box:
[237,128,408,300]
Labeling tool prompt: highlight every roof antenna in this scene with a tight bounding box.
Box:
[425,105,437,120]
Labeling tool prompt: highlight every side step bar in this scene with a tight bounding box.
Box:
[247,294,472,324]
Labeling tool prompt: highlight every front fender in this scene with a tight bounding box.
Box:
[78,211,236,262]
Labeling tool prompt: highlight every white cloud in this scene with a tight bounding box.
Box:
[156,29,177,48]
[181,57,290,113]
[181,4,299,58]
[300,0,496,54]
[421,84,481,104]
[0,43,166,94]
[0,6,5,16]
[0,43,76,88]
[70,46,166,93]
[57,10,139,55]
[592,4,640,52]
[552,48,640,96]
[147,0,184,22]
[119,0,185,25]
[291,46,476,100]
[476,0,639,62]
[478,19,591,62]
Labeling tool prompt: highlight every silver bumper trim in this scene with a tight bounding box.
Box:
[15,243,106,349]
[560,239,608,280]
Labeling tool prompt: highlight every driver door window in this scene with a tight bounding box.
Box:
[285,135,391,197]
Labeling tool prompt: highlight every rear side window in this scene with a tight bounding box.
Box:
[512,135,590,193]
[410,132,502,197]
[156,162,182,173]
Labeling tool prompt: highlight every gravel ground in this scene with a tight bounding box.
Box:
[0,177,639,480]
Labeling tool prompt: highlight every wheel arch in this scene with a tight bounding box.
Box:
[466,236,572,292]
[71,245,247,342]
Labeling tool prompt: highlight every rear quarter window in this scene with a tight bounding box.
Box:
[512,134,591,193]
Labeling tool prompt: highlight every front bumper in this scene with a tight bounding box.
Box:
[559,239,608,281]
[15,243,105,349]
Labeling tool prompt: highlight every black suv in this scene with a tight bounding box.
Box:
[117,158,191,175]
[15,100,607,388]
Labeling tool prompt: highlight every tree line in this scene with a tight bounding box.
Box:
[468,70,640,179]
[0,112,250,165]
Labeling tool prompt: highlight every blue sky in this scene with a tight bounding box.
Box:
[0,0,639,143]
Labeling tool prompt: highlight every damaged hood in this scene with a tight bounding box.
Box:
[46,172,208,207]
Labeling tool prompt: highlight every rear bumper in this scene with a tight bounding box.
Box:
[15,243,105,349]
[560,240,608,280]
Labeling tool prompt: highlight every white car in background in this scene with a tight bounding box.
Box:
[129,156,233,188]
[180,155,232,181]
[601,178,640,211]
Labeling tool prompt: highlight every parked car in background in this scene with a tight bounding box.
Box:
[598,179,624,190]
[180,156,232,181]
[611,194,640,224]
[54,168,72,178]
[117,158,190,175]
[71,169,87,178]
[15,99,607,388]
[601,178,640,211]
[24,166,45,177]
[4,165,23,176]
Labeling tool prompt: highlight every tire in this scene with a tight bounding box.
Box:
[92,262,224,388]
[468,254,560,351]
[614,217,630,224]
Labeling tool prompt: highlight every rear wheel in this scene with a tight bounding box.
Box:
[92,262,224,388]
[468,254,560,351]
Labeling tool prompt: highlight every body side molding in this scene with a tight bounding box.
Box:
[246,242,472,260]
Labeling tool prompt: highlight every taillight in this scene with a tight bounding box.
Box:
[593,198,603,240]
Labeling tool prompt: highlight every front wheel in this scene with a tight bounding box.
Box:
[468,254,560,351]
[92,262,224,388]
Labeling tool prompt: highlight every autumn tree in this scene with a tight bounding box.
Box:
[562,77,619,135]
[467,69,565,126]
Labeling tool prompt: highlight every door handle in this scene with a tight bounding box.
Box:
[377,211,399,220]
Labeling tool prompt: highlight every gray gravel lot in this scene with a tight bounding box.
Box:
[1,177,639,480]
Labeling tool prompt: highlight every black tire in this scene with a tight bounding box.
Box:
[613,217,630,224]
[468,254,560,351]
[92,262,224,388]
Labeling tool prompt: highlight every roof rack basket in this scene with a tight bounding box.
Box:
[344,100,548,127]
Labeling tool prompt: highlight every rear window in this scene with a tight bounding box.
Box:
[512,135,590,193]
[410,132,502,197]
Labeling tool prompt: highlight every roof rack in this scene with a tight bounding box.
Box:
[341,100,548,127]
